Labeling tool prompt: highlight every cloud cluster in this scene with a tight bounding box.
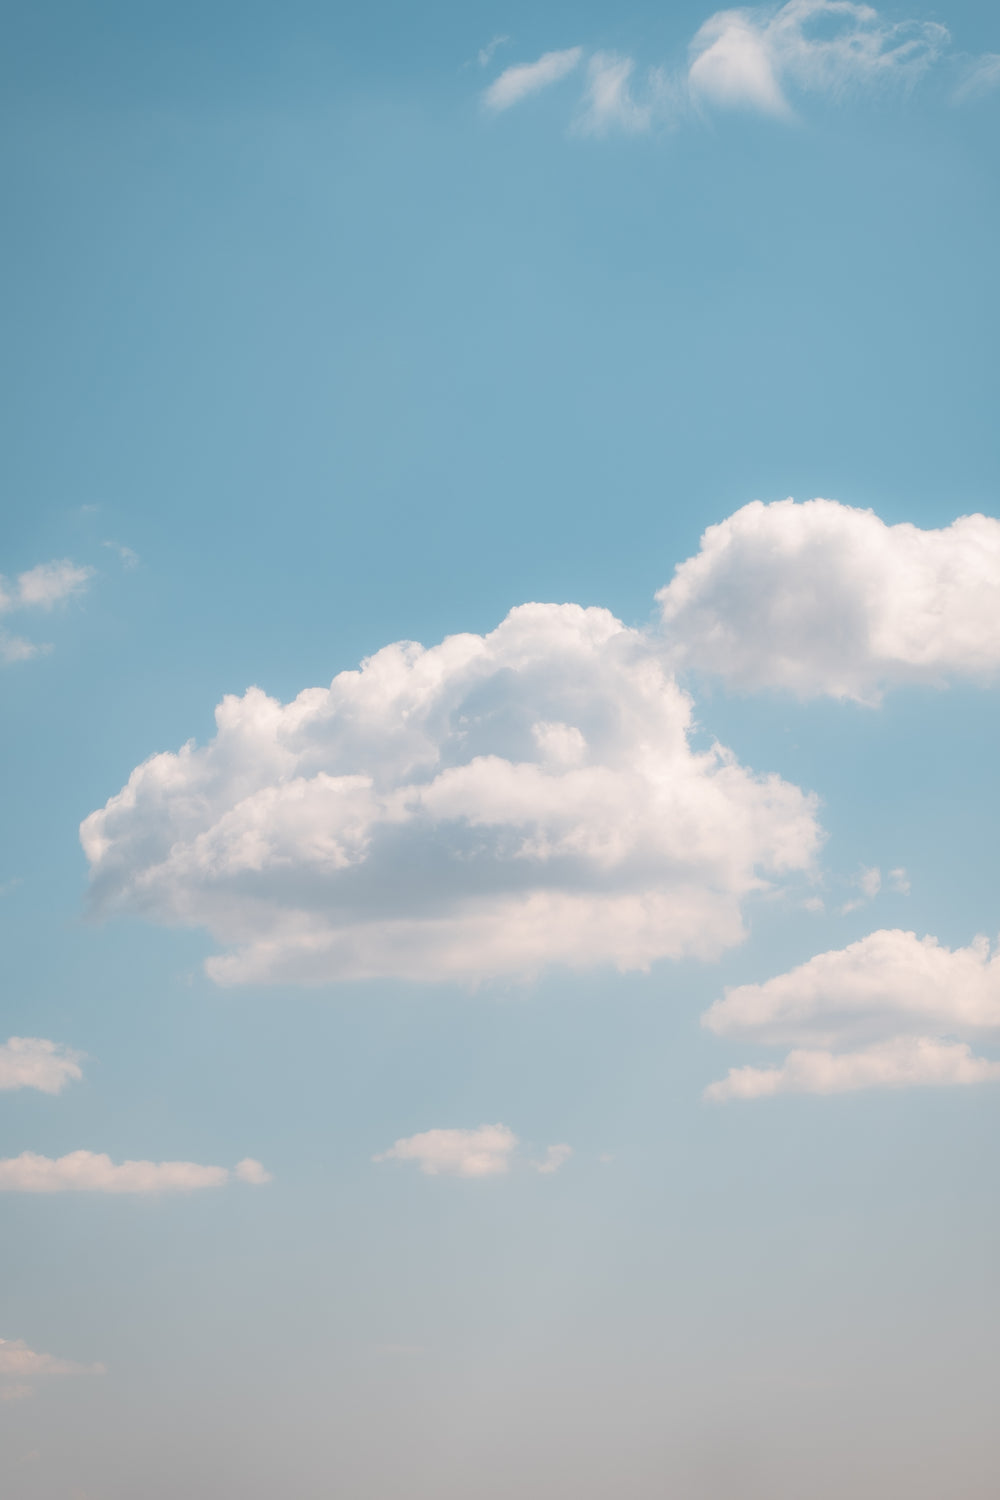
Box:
[0,1150,271,1193]
[0,556,93,664]
[0,1037,83,1094]
[374,1125,571,1177]
[704,929,1000,1099]
[659,499,1000,702]
[81,602,821,987]
[482,2,992,134]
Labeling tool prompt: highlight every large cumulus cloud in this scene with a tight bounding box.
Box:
[659,499,1000,702]
[82,602,820,986]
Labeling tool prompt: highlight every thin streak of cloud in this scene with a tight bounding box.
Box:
[483,47,583,112]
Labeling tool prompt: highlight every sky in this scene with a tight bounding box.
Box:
[2,0,1000,1495]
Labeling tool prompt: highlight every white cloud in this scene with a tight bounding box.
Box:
[659,499,1000,702]
[103,541,139,570]
[483,47,583,111]
[577,54,654,134]
[0,1037,83,1095]
[1,559,93,612]
[0,633,50,664]
[0,1338,105,1379]
[0,556,93,664]
[375,1125,519,1177]
[81,602,820,987]
[531,1143,573,1174]
[234,1157,273,1184]
[0,1150,270,1193]
[888,866,910,895]
[704,929,1000,1098]
[706,1036,1000,1100]
[953,53,1000,104]
[477,36,509,69]
[689,10,789,115]
[688,1,948,116]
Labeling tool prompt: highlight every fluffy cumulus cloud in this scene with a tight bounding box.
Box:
[81,603,821,987]
[0,1336,105,1399]
[704,929,1000,1099]
[0,1037,83,1094]
[375,1124,519,1177]
[659,499,1000,702]
[483,47,582,111]
[483,3,956,133]
[0,1150,270,1193]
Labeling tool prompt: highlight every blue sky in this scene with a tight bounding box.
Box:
[2,2,1000,1495]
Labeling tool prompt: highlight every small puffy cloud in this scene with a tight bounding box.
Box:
[0,1037,83,1095]
[483,47,583,111]
[688,1,948,116]
[704,929,1000,1099]
[888,867,910,895]
[234,1157,273,1184]
[659,499,1000,702]
[531,1143,573,1174]
[0,1150,269,1193]
[81,602,820,987]
[375,1125,519,1177]
[1,560,93,612]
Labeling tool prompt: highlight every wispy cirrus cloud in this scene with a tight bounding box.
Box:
[482,3,975,135]
[483,47,583,112]
[0,1150,272,1193]
[0,1037,83,1095]
[704,929,1000,1100]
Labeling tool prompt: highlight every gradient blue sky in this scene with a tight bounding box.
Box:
[2,2,1000,1495]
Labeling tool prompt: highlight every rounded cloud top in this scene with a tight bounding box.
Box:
[81,601,820,986]
[658,499,1000,702]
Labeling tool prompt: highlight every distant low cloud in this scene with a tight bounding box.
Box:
[375,1125,571,1177]
[0,1150,271,1193]
[658,499,1000,702]
[482,2,978,135]
[483,47,583,111]
[375,1125,519,1177]
[0,1336,105,1401]
[706,1035,1000,1099]
[704,929,1000,1099]
[0,1037,83,1095]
